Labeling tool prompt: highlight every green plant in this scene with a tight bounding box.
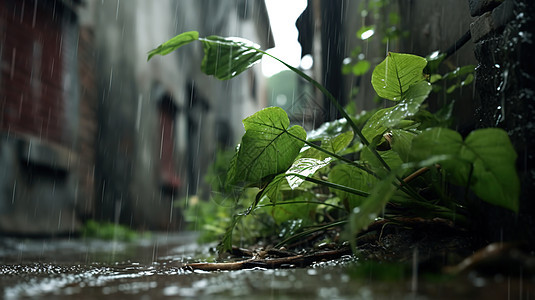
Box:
[82,220,144,241]
[148,31,520,253]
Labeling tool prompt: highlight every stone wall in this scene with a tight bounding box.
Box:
[470,0,535,244]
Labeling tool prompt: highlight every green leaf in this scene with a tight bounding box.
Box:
[325,131,355,154]
[348,171,399,250]
[410,128,519,212]
[266,194,315,226]
[382,81,432,127]
[226,107,306,187]
[390,129,418,162]
[329,164,376,210]
[352,60,371,76]
[463,129,519,211]
[258,173,287,204]
[361,148,403,177]
[371,52,427,101]
[362,81,431,142]
[286,157,333,189]
[361,107,392,143]
[461,73,474,86]
[307,118,348,141]
[302,123,354,159]
[442,65,476,81]
[147,31,199,61]
[410,128,473,185]
[200,36,263,80]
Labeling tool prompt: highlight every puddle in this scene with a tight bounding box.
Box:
[1,233,533,299]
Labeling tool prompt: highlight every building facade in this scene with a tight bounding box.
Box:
[0,0,273,235]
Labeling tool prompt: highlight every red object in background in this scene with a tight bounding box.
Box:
[158,96,181,191]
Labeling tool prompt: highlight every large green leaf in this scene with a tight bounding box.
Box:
[463,129,519,211]
[286,157,333,189]
[200,36,264,80]
[410,128,519,211]
[371,52,427,101]
[227,107,306,187]
[147,31,199,61]
[410,128,477,187]
[329,164,377,210]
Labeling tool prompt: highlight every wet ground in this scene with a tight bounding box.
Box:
[0,232,533,299]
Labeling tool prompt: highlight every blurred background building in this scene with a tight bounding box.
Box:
[0,0,273,234]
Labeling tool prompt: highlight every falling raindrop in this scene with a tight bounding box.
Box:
[411,247,419,293]
[31,0,37,28]
[115,0,120,20]
[57,210,62,230]
[11,181,16,204]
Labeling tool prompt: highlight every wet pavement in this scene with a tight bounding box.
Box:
[1,232,534,299]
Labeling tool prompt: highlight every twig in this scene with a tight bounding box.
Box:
[184,247,352,271]
[403,167,430,183]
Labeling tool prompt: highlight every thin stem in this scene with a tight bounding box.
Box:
[256,200,346,212]
[275,220,348,248]
[403,167,430,183]
[286,173,370,198]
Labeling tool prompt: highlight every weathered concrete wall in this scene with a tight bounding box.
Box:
[0,135,81,235]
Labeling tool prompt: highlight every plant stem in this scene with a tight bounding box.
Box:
[286,173,370,198]
[275,219,348,248]
[256,200,346,212]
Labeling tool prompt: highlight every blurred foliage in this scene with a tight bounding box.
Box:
[342,0,409,84]
[347,261,409,281]
[82,220,146,242]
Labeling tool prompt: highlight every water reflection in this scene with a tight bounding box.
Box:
[1,233,533,299]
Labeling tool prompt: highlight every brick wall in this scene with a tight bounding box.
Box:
[0,0,68,146]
